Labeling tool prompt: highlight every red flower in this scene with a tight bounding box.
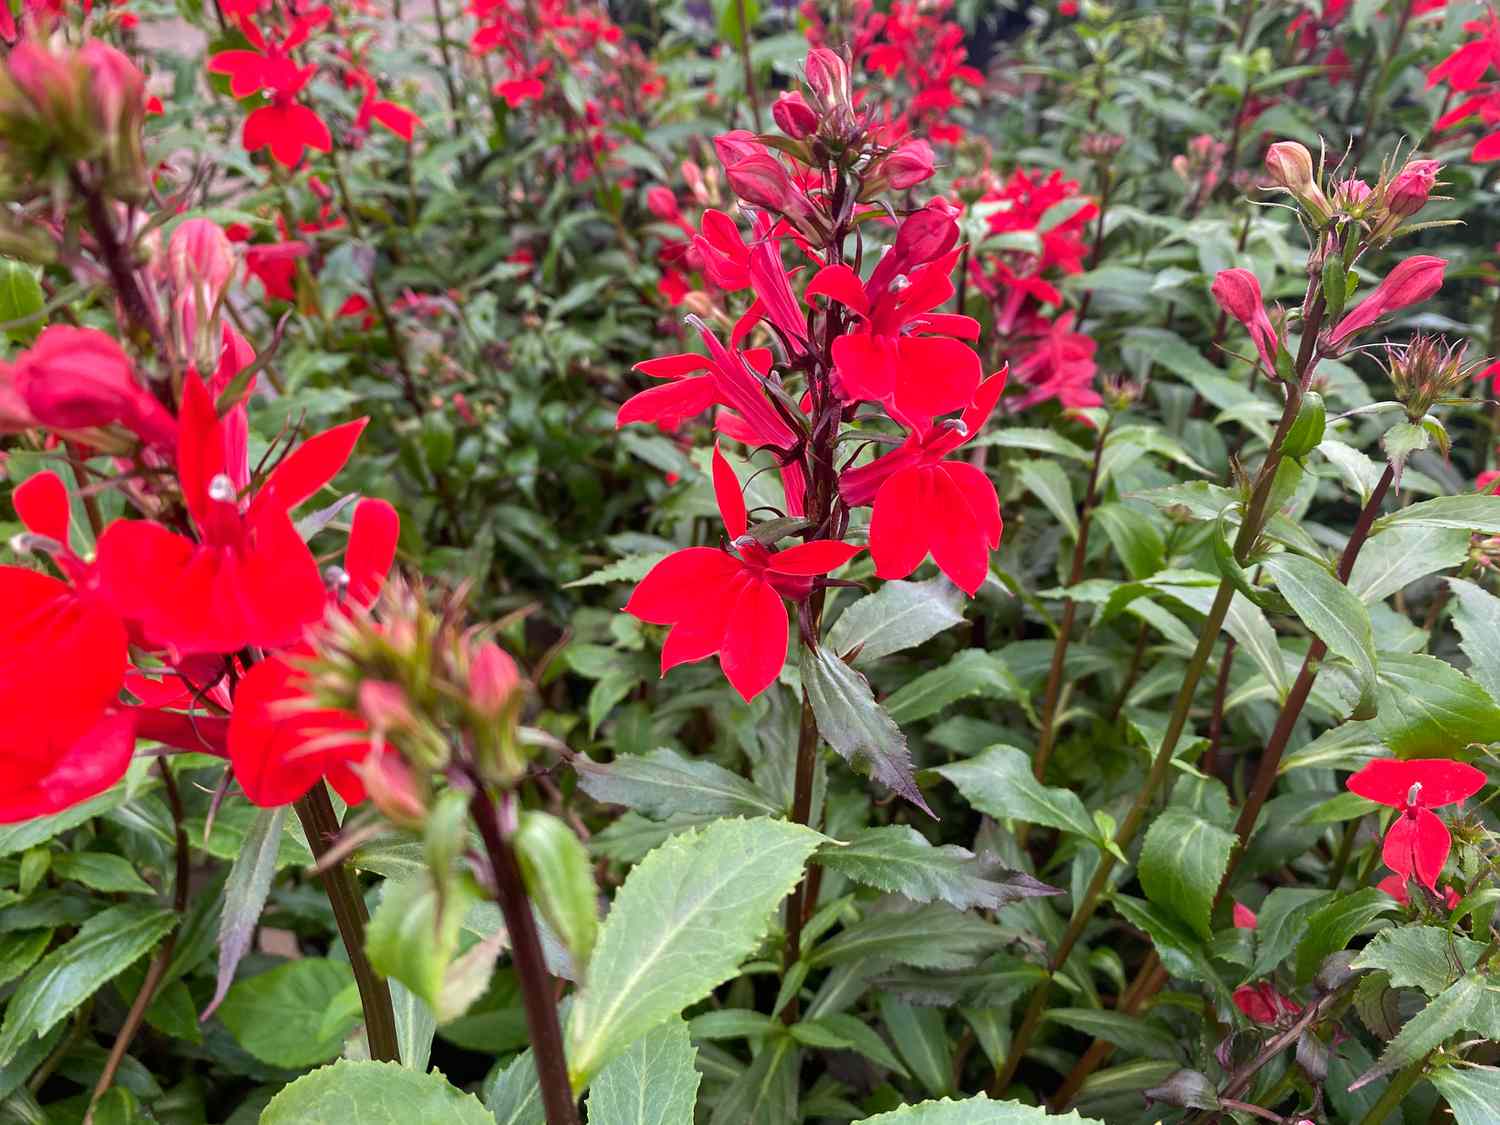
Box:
[227,498,399,807]
[1211,268,1280,374]
[207,8,332,167]
[840,372,1005,595]
[1233,982,1301,1025]
[97,375,366,655]
[350,68,420,141]
[1008,312,1100,413]
[626,445,861,701]
[1233,902,1257,929]
[809,203,981,427]
[1324,256,1447,352]
[1347,758,1485,889]
[1377,874,1462,909]
[0,473,134,822]
[10,326,177,449]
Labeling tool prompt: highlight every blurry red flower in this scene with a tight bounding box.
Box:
[1233,982,1301,1025]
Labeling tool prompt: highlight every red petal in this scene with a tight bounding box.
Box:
[916,312,982,340]
[254,418,367,515]
[768,539,863,576]
[14,471,70,544]
[868,467,932,582]
[370,100,420,141]
[718,577,787,702]
[0,710,135,823]
[892,335,982,424]
[712,444,747,539]
[176,373,229,532]
[345,498,399,609]
[626,548,743,624]
[635,353,713,379]
[660,612,730,674]
[616,377,718,431]
[1348,757,1485,808]
[804,264,871,316]
[1383,809,1451,890]
[832,332,899,403]
[927,466,994,596]
[941,461,1004,550]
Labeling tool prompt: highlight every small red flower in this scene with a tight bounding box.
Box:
[1233,982,1301,1025]
[1324,256,1447,352]
[626,445,861,701]
[840,371,1006,595]
[1347,758,1486,889]
[1232,902,1258,929]
[1211,269,1280,374]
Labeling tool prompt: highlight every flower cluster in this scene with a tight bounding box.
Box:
[1347,757,1485,895]
[617,48,1005,702]
[1427,10,1500,162]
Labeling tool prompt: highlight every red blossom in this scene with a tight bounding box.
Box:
[1323,256,1447,352]
[1211,268,1280,374]
[626,446,861,701]
[10,326,177,448]
[1347,758,1486,889]
[1232,982,1302,1025]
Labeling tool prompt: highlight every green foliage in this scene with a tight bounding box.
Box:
[260,1060,493,1123]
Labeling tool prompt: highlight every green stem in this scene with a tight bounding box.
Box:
[295,783,400,1063]
[734,0,763,132]
[1356,1056,1428,1125]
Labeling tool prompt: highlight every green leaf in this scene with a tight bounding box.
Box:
[513,811,598,967]
[974,428,1091,461]
[1138,810,1236,940]
[574,748,781,820]
[1294,888,1393,984]
[1354,974,1482,1090]
[879,997,953,1097]
[1375,494,1500,535]
[0,771,141,857]
[564,817,823,1086]
[1093,503,1166,580]
[0,930,51,991]
[1445,579,1500,703]
[854,1096,1103,1123]
[217,958,357,1068]
[803,644,928,812]
[485,1049,544,1125]
[1018,461,1078,539]
[807,903,1007,971]
[564,552,670,589]
[0,258,45,343]
[261,1059,493,1124]
[884,651,1026,724]
[792,1014,908,1075]
[816,826,1056,912]
[1433,1066,1500,1125]
[1247,888,1330,980]
[1043,1009,1183,1062]
[707,1036,798,1125]
[205,805,285,1018]
[1379,420,1429,486]
[389,982,436,1074]
[933,745,1097,840]
[48,853,155,896]
[586,1018,699,1125]
[1348,526,1468,604]
[715,0,760,50]
[0,903,175,1065]
[1349,927,1488,996]
[825,578,966,665]
[365,872,482,1023]
[1367,653,1500,756]
[1263,553,1378,713]
[1317,439,1386,505]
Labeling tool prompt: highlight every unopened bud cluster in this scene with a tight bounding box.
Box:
[1264,141,1442,245]
[1387,334,1486,421]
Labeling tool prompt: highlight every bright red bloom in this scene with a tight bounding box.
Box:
[1233,982,1302,1025]
[840,372,1005,595]
[626,446,861,701]
[1211,268,1280,374]
[97,375,366,655]
[350,68,420,141]
[972,169,1096,333]
[227,497,398,807]
[10,326,177,448]
[1378,873,1463,909]
[208,8,332,167]
[1324,256,1447,352]
[1347,758,1485,889]
[810,203,981,427]
[1008,312,1100,413]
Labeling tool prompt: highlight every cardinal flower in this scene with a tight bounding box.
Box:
[208,8,332,167]
[227,497,399,807]
[839,371,1005,596]
[10,326,177,448]
[1211,269,1280,374]
[1323,256,1447,353]
[1347,758,1486,889]
[0,472,134,822]
[626,445,861,701]
[1233,982,1301,1025]
[97,375,366,655]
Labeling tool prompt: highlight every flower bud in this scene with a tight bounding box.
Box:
[11,326,176,447]
[1210,268,1279,373]
[804,47,850,110]
[1264,140,1331,221]
[713,128,763,169]
[645,185,680,221]
[724,153,798,212]
[884,139,936,190]
[468,641,521,719]
[1324,255,1446,352]
[0,361,37,433]
[1386,158,1440,218]
[79,41,148,201]
[358,679,415,733]
[772,91,818,140]
[167,218,237,370]
[356,749,428,830]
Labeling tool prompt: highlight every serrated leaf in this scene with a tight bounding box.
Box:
[49,853,155,896]
[1349,927,1487,996]
[573,747,781,820]
[884,650,1026,724]
[1263,554,1378,714]
[1317,439,1386,505]
[1446,579,1500,703]
[974,428,1091,460]
[1294,888,1393,984]
[934,745,1097,840]
[1376,494,1500,535]
[1018,461,1078,539]
[1432,1065,1500,1125]
[1094,503,1166,579]
[585,1017,699,1125]
[707,1036,798,1125]
[807,902,1006,971]
[1045,1009,1183,1062]
[261,1059,493,1123]
[485,1048,544,1125]
[1348,525,1468,604]
[204,805,284,1019]
[803,645,929,813]
[564,552,670,589]
[879,997,953,1097]
[0,903,175,1065]
[1353,974,1482,1090]
[793,1014,908,1075]
[1139,810,1236,940]
[817,826,1057,911]
[217,958,357,1068]
[825,578,965,665]
[1247,888,1330,981]
[854,1095,1103,1123]
[564,817,823,1086]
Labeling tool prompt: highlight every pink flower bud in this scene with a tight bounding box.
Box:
[469,641,521,718]
[725,153,799,212]
[1332,177,1372,210]
[357,680,414,732]
[772,91,818,140]
[1210,268,1279,373]
[885,139,936,190]
[1386,158,1440,218]
[356,750,427,829]
[713,129,764,170]
[1324,255,1446,351]
[1232,902,1258,929]
[1264,140,1331,220]
[645,186,680,221]
[78,41,148,199]
[11,326,176,447]
[804,47,850,108]
[0,361,37,433]
[167,218,236,295]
